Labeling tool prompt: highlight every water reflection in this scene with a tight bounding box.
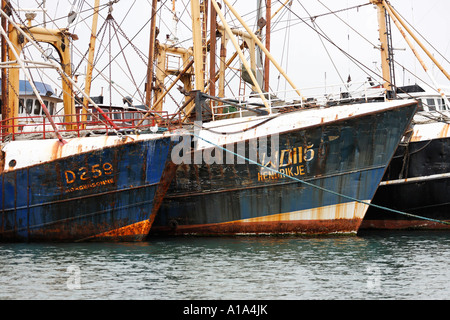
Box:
[0,231,449,300]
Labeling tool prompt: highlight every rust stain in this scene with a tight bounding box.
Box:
[149,161,178,227]
[152,202,369,236]
[88,220,152,241]
[156,218,363,235]
[410,130,422,142]
[439,124,450,138]
[226,201,368,225]
[51,141,62,161]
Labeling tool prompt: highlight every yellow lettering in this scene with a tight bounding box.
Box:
[293,147,297,165]
[279,149,292,168]
[79,167,89,181]
[65,170,76,184]
[299,165,305,175]
[103,163,113,175]
[258,173,264,181]
[92,164,102,178]
[286,167,293,176]
[305,144,315,162]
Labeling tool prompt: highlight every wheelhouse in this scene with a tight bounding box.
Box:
[1,79,63,122]
[397,85,450,112]
[75,96,152,128]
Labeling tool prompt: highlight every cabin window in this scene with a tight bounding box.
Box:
[33,99,41,115]
[50,102,55,115]
[426,98,436,111]
[26,99,33,114]
[90,108,98,122]
[19,99,24,114]
[124,112,133,120]
[43,100,49,114]
[113,109,121,120]
[417,100,424,112]
[437,99,446,110]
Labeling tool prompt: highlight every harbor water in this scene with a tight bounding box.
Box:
[0,231,449,301]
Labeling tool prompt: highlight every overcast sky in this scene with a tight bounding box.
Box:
[7,0,450,111]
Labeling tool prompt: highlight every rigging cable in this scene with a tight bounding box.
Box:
[275,1,292,92]
[281,0,446,118]
[189,128,450,226]
[281,0,382,86]
[6,5,119,131]
[297,2,347,89]
[390,1,450,66]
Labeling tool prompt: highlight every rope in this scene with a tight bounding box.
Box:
[190,130,450,226]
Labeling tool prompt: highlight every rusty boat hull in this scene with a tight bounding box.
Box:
[362,119,450,230]
[149,100,418,236]
[0,134,175,242]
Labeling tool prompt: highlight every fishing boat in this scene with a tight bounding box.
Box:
[150,95,416,236]
[360,0,450,230]
[362,86,450,230]
[0,2,178,242]
[146,0,417,236]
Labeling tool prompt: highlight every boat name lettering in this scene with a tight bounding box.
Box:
[64,162,114,184]
[258,164,307,181]
[65,178,115,193]
[279,144,315,168]
[258,144,315,181]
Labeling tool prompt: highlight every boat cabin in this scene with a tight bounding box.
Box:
[397,85,450,112]
[74,96,153,128]
[1,80,159,138]
[1,79,62,121]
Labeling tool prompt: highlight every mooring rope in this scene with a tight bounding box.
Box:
[191,132,450,226]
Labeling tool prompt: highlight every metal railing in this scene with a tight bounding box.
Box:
[0,110,182,141]
[211,81,387,120]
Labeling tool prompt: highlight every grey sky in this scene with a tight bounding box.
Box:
[7,0,450,111]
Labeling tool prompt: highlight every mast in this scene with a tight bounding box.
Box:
[382,0,450,82]
[82,0,100,122]
[219,0,303,99]
[191,0,205,92]
[210,0,270,112]
[0,23,65,143]
[0,8,120,132]
[209,0,217,98]
[145,0,158,109]
[1,0,9,141]
[264,0,271,92]
[370,0,393,96]
[255,0,264,89]
[381,0,450,108]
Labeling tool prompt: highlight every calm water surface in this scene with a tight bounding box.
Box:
[0,231,449,300]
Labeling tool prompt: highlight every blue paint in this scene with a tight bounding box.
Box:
[0,136,173,242]
[151,102,417,235]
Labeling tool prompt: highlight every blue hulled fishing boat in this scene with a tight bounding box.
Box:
[150,94,417,236]
[0,3,177,242]
[147,0,418,236]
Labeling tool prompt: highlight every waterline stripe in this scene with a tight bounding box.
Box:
[381,172,450,185]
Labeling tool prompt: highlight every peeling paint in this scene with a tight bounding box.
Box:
[150,100,417,236]
[0,134,175,242]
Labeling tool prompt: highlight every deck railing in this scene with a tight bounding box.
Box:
[211,81,386,120]
[0,110,182,141]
